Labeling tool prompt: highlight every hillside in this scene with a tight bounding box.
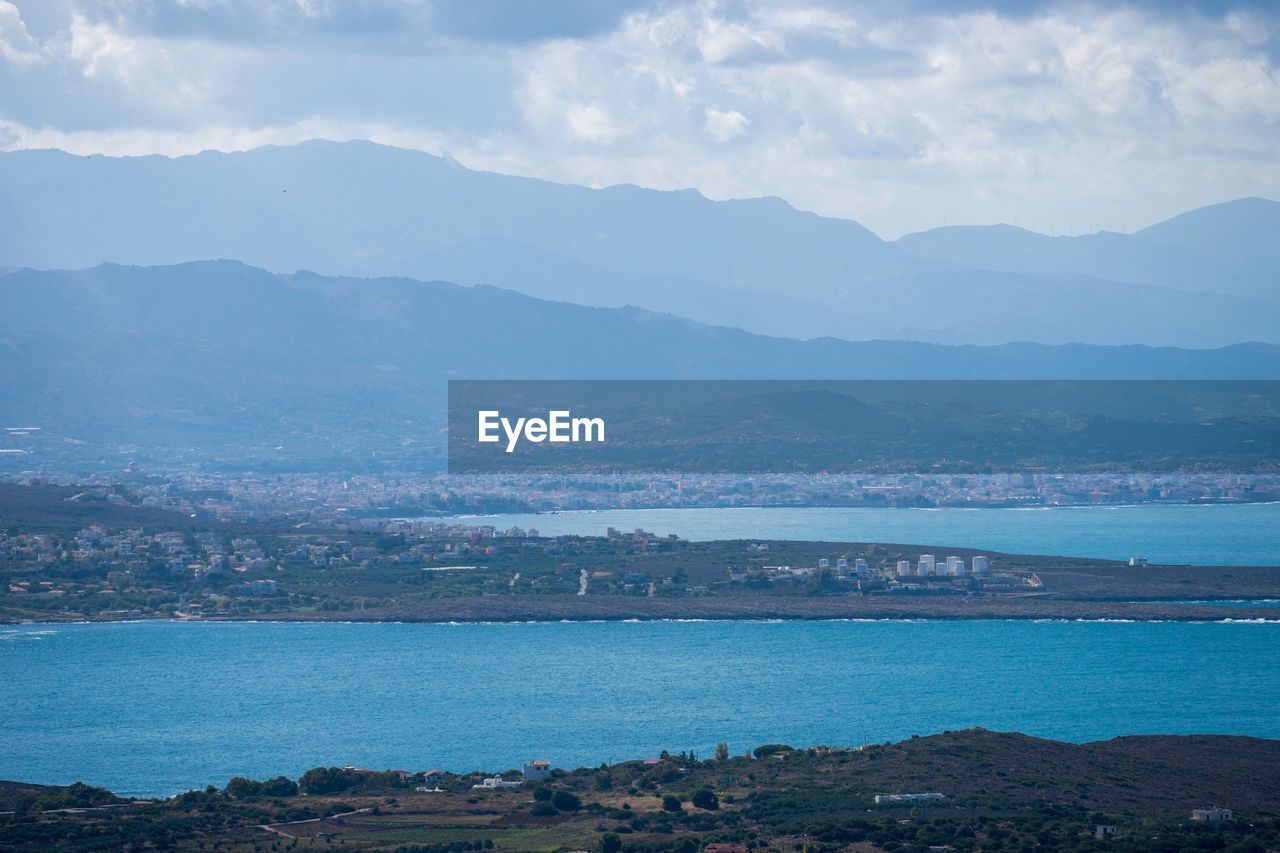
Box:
[3,262,1280,471]
[2,142,1277,345]
[0,483,200,534]
[2,730,1276,851]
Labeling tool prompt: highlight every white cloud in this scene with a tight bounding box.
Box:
[704,104,747,141]
[0,0,41,66]
[1,0,1278,237]
[566,102,621,143]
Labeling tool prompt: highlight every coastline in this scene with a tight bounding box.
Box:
[8,593,1280,625]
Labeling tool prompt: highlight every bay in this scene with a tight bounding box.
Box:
[2,619,1278,798]
[460,504,1280,565]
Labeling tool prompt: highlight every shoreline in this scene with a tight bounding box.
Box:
[447,498,1280,518]
[8,594,1280,626]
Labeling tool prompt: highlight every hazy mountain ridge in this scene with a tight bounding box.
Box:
[896,197,1280,304]
[2,261,1280,470]
[1,141,1276,346]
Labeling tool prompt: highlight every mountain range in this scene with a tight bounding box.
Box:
[2,261,1279,470]
[1,140,1276,347]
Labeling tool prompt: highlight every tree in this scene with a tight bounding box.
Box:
[533,786,552,802]
[225,777,262,800]
[662,794,683,813]
[599,833,622,853]
[691,788,719,810]
[261,776,299,797]
[753,744,792,759]
[298,766,365,795]
[715,742,729,761]
[551,790,581,812]
[531,801,556,816]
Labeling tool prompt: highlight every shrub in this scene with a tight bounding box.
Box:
[551,790,581,812]
[691,788,719,810]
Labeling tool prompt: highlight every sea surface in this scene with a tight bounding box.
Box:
[3,619,1279,797]
[458,504,1280,565]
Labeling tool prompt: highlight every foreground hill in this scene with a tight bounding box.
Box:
[3,261,1280,471]
[2,142,1277,346]
[2,730,1276,850]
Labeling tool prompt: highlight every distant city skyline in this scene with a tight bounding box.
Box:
[1,0,1278,238]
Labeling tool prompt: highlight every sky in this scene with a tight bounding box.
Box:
[0,0,1277,239]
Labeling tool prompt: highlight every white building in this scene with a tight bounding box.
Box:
[972,556,989,575]
[945,556,964,576]
[874,792,945,804]
[918,555,936,577]
[473,776,522,789]
[523,760,552,781]
[896,560,911,578]
[1191,807,1233,822]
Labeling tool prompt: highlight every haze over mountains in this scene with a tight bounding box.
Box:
[2,139,1278,468]
[2,261,1280,470]
[1,140,1276,348]
[896,197,1280,305]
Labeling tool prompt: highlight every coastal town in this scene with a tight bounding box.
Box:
[0,512,1034,621]
[3,463,1279,524]
[3,480,1278,625]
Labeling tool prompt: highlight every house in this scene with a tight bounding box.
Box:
[472,776,522,789]
[1095,825,1117,838]
[1191,807,1233,822]
[523,760,552,781]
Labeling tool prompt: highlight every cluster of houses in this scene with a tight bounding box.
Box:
[725,552,1041,595]
[1,526,282,601]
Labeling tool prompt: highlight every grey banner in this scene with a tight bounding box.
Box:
[447,380,1280,474]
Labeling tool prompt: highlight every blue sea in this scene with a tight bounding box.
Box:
[3,618,1279,798]
[461,504,1280,565]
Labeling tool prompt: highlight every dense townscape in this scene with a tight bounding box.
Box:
[3,468,1278,524]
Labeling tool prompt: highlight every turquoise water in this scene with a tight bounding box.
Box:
[3,619,1278,797]
[461,504,1280,565]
